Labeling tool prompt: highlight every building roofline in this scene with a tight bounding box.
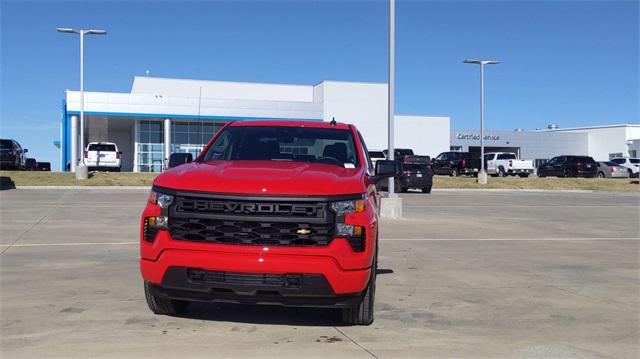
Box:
[313,80,387,86]
[396,113,451,119]
[132,76,317,89]
[540,123,640,131]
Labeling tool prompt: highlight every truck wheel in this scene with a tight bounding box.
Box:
[422,186,432,194]
[144,282,190,315]
[563,169,574,178]
[518,174,529,178]
[342,252,376,325]
[497,167,506,177]
[597,172,605,178]
[450,169,458,177]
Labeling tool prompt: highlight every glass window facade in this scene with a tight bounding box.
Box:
[137,120,164,172]
[135,119,228,172]
[171,120,225,159]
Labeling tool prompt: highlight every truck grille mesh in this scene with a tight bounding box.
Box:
[168,218,334,246]
[164,192,348,247]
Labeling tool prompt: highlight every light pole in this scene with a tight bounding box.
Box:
[463,58,499,185]
[387,0,396,196]
[57,28,106,173]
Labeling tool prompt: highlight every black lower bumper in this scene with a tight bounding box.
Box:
[150,267,364,308]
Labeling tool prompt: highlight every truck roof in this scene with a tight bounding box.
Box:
[229,120,352,130]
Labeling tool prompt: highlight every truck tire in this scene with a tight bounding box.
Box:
[450,168,458,177]
[422,186,432,194]
[342,250,376,325]
[144,282,190,315]
[563,169,574,178]
[597,172,605,178]
[497,167,506,177]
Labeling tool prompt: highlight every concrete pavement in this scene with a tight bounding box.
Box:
[1,189,638,358]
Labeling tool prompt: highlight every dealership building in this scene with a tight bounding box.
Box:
[59,76,639,172]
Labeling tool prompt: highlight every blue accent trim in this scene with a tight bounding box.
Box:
[64,111,322,122]
[61,99,70,172]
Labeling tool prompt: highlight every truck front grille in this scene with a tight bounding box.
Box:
[168,217,334,246]
[166,193,337,247]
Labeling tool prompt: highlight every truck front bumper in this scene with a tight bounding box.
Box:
[140,248,371,307]
[145,266,365,308]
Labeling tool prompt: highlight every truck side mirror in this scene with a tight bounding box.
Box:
[168,153,193,169]
[371,160,402,183]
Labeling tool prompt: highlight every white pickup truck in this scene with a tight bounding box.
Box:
[484,152,534,177]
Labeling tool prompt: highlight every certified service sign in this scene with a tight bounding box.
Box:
[456,133,501,141]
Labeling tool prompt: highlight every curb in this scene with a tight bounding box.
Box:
[431,188,595,193]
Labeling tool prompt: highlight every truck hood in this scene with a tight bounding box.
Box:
[153,160,366,196]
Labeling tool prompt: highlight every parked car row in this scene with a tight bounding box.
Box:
[431,151,481,177]
[369,149,433,194]
[610,157,640,178]
[0,138,51,171]
[537,156,638,178]
[0,139,28,170]
[370,147,638,183]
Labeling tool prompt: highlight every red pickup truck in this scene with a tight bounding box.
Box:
[140,120,399,325]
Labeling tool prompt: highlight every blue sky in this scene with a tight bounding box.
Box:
[1,0,638,168]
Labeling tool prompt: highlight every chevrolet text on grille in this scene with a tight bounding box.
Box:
[177,199,323,216]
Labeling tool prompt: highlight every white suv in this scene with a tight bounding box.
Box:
[85,142,122,171]
[610,157,639,178]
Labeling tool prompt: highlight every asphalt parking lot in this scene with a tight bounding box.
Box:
[1,189,638,358]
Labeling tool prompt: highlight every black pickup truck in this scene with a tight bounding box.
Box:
[432,151,481,177]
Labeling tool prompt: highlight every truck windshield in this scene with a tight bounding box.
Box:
[200,126,360,167]
[0,140,12,150]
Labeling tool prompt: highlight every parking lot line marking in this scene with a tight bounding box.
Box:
[2,238,637,248]
[381,237,640,241]
[0,242,137,247]
[404,205,638,208]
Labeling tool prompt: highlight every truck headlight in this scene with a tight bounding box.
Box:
[148,216,168,229]
[330,199,365,216]
[336,223,364,237]
[148,191,174,208]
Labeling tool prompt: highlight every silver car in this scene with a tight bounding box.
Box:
[596,161,629,178]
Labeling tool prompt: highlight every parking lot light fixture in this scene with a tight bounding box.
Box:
[56,27,107,172]
[463,58,500,184]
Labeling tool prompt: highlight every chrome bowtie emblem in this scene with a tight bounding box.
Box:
[296,228,312,235]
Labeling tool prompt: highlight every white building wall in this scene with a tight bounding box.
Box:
[131,77,314,102]
[549,125,640,160]
[396,115,450,157]
[451,130,588,160]
[316,82,451,154]
[66,91,323,120]
[318,81,389,150]
[585,127,628,161]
